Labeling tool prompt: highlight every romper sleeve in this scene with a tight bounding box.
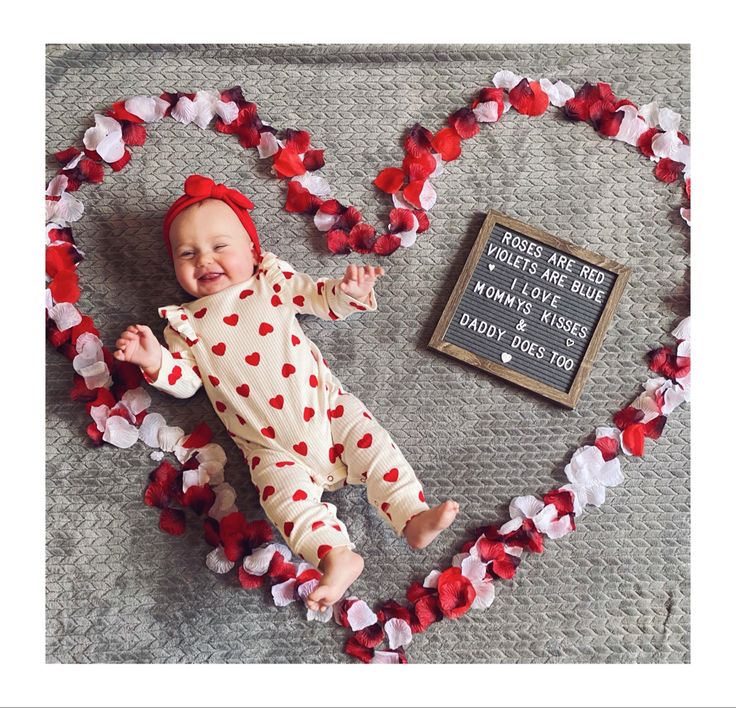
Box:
[261,251,378,321]
[140,322,203,399]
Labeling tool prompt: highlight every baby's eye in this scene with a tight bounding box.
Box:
[215,245,227,250]
[180,251,194,257]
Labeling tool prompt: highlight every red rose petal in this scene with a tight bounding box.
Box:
[373,167,405,194]
[159,508,186,536]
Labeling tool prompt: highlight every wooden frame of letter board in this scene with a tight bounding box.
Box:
[428,210,630,408]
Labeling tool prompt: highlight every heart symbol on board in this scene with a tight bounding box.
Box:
[488,263,496,272]
[566,338,575,347]
[501,352,513,363]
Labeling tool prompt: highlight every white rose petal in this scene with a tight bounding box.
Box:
[272,578,298,607]
[206,546,235,574]
[498,517,524,535]
[509,495,545,520]
[171,96,197,125]
[638,102,660,129]
[391,192,414,211]
[385,618,412,649]
[346,600,378,631]
[539,78,575,107]
[83,114,125,162]
[314,209,340,232]
[293,173,331,197]
[157,425,185,453]
[121,387,151,416]
[81,361,112,390]
[470,578,495,610]
[182,467,208,493]
[49,302,82,330]
[150,450,164,462]
[493,69,523,90]
[611,105,648,147]
[658,107,681,132]
[124,95,169,122]
[257,131,280,158]
[671,316,691,342]
[418,181,437,210]
[460,555,487,584]
[652,130,682,161]
[371,650,400,664]
[423,569,441,588]
[46,191,84,226]
[102,415,139,448]
[194,443,227,467]
[680,208,691,227]
[46,174,69,197]
[139,412,166,448]
[90,404,110,433]
[215,99,240,125]
[473,100,500,123]
[451,552,470,568]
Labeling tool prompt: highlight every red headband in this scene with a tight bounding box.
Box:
[162,174,261,261]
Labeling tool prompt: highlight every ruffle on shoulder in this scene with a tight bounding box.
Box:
[258,250,287,291]
[158,303,198,342]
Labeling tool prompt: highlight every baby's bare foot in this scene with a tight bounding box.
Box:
[403,500,460,550]
[306,547,364,612]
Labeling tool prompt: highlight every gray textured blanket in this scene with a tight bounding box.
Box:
[46,43,690,663]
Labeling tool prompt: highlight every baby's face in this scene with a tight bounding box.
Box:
[169,199,258,299]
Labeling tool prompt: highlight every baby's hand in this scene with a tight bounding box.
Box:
[113,324,162,373]
[339,264,385,302]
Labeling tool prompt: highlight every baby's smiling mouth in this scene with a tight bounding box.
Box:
[198,272,224,282]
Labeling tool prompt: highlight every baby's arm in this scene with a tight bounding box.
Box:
[275,261,383,321]
[114,323,202,399]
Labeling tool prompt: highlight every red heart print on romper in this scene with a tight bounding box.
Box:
[303,406,315,421]
[309,375,318,388]
[293,441,308,456]
[194,307,207,318]
[282,363,296,378]
[208,375,220,386]
[223,313,239,326]
[212,342,226,356]
[292,295,305,307]
[245,352,260,366]
[236,414,246,425]
[383,468,399,482]
[357,433,373,448]
[328,444,344,464]
[261,426,276,439]
[312,521,325,531]
[292,489,308,502]
[215,401,227,412]
[239,288,254,299]
[269,395,284,409]
[259,322,274,336]
[271,295,282,307]
[419,490,426,502]
[236,383,250,397]
[317,544,332,560]
[291,334,300,346]
[262,485,276,501]
[327,405,344,420]
[283,522,294,537]
[168,366,182,385]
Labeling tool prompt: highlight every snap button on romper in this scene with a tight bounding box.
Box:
[141,252,430,567]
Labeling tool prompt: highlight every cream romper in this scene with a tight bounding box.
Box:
[141,251,430,567]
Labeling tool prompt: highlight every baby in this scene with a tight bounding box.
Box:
[114,174,459,611]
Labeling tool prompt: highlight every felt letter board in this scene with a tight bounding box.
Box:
[429,211,630,408]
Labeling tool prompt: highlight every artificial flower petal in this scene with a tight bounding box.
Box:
[346,600,378,631]
[384,617,412,649]
[271,578,298,607]
[206,545,235,574]
[139,413,167,447]
[102,414,138,448]
[470,577,495,610]
[371,650,400,664]
[124,96,168,122]
[539,78,575,108]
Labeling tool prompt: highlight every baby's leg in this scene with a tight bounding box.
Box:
[327,391,459,546]
[249,455,363,610]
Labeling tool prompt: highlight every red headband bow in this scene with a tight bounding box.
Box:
[162,174,261,261]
